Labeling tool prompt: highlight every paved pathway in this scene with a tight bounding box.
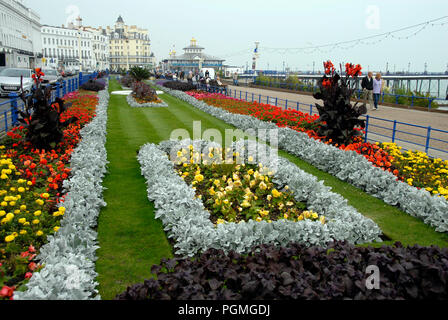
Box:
[227,84,448,159]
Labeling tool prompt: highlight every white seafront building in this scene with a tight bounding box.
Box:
[41,17,110,72]
[0,0,42,69]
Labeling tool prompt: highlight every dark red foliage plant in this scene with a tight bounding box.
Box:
[116,241,448,300]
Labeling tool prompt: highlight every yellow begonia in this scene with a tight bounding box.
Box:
[5,235,15,242]
[272,189,282,198]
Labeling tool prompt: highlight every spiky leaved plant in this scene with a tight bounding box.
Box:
[17,68,78,150]
[313,61,367,145]
[129,66,151,83]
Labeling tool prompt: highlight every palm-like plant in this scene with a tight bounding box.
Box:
[129,66,151,83]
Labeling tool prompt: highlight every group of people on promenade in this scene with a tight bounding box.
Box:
[361,72,385,111]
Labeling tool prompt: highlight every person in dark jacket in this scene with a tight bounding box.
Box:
[361,72,374,110]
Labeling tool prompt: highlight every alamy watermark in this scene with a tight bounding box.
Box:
[65,5,80,26]
[365,265,380,290]
[365,5,381,30]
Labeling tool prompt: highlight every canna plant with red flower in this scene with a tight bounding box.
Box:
[17,69,78,150]
[313,60,367,145]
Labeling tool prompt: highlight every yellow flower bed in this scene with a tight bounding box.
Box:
[174,145,326,225]
[0,156,65,271]
[380,142,448,200]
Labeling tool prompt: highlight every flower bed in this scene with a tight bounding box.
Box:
[380,142,448,200]
[116,241,448,300]
[190,90,448,200]
[154,83,448,233]
[187,91,398,176]
[14,87,109,300]
[0,86,108,300]
[188,91,323,136]
[138,139,382,258]
[126,94,168,108]
[163,81,196,92]
[174,146,324,225]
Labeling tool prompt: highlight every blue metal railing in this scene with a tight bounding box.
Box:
[253,80,439,109]
[198,84,448,158]
[0,72,98,136]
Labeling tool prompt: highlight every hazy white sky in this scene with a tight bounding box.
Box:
[25,0,448,72]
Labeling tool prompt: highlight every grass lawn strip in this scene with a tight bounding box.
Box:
[95,80,173,300]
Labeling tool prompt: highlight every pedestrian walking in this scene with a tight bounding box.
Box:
[187,71,193,84]
[233,72,239,86]
[361,72,374,110]
[205,70,210,78]
[373,73,384,111]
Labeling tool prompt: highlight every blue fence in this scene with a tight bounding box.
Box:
[253,80,438,109]
[0,72,98,136]
[198,84,448,158]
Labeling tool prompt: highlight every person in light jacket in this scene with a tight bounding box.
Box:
[233,72,239,86]
[373,73,384,110]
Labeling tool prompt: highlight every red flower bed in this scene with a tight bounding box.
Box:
[186,90,400,180]
[0,91,99,299]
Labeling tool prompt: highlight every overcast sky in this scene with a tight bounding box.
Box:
[24,0,448,72]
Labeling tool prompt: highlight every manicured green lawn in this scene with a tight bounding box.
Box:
[96,79,448,299]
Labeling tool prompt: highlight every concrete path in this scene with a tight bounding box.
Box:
[227,84,448,160]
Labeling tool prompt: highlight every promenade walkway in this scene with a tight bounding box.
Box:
[227,84,448,159]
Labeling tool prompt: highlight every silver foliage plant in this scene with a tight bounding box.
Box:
[126,94,168,108]
[138,138,382,258]
[153,83,448,233]
[14,84,110,300]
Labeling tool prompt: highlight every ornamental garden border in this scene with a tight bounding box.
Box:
[14,86,110,300]
[138,139,382,258]
[126,94,168,108]
[153,83,448,233]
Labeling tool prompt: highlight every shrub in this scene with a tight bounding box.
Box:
[163,81,196,92]
[119,75,134,88]
[116,241,448,300]
[80,79,105,92]
[131,81,157,102]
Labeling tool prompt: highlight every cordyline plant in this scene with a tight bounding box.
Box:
[129,66,151,83]
[17,68,78,150]
[313,61,367,145]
